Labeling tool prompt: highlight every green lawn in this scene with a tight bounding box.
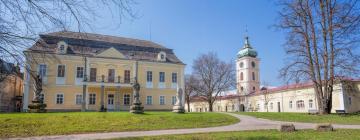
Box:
[115,129,360,140]
[235,112,360,124]
[0,112,239,138]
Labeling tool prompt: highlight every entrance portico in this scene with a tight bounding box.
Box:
[85,76,134,111]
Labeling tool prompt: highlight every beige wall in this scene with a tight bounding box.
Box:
[24,53,184,111]
[188,82,360,113]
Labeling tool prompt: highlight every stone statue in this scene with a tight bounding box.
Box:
[130,75,144,114]
[33,75,42,102]
[173,87,185,113]
[175,87,183,106]
[28,74,47,113]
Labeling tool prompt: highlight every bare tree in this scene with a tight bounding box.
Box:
[0,0,136,74]
[277,0,360,114]
[192,52,236,112]
[184,74,197,112]
[261,81,271,112]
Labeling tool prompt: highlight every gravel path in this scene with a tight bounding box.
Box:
[8,113,360,140]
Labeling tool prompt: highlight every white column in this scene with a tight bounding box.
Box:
[339,83,345,111]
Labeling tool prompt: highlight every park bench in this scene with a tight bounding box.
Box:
[308,109,319,115]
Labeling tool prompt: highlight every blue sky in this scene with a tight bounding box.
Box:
[80,0,286,86]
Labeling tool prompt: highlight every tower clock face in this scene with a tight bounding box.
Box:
[251,61,256,68]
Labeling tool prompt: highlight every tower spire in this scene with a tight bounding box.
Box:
[243,25,251,48]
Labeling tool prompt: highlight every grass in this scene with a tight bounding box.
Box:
[0,112,239,138]
[114,129,360,140]
[235,112,360,124]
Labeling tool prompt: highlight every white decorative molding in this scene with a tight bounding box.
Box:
[158,82,165,89]
[146,82,153,88]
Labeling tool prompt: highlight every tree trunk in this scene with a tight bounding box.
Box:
[187,101,190,112]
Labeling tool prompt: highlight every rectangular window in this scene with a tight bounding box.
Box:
[172,73,177,83]
[309,100,313,108]
[108,69,115,83]
[89,94,96,105]
[124,94,130,105]
[57,65,65,77]
[172,96,176,105]
[90,68,97,82]
[124,70,130,83]
[160,96,165,105]
[147,71,152,82]
[146,96,152,105]
[159,72,165,82]
[76,67,84,78]
[39,64,47,78]
[289,101,293,109]
[76,94,82,105]
[56,94,64,104]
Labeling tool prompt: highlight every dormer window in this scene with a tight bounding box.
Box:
[57,41,68,54]
[157,51,166,61]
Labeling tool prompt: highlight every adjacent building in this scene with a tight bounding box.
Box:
[23,31,185,112]
[0,60,23,112]
[187,37,360,113]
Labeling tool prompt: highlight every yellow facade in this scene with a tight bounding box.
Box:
[23,31,185,112]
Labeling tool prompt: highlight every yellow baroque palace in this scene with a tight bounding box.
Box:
[22,31,185,112]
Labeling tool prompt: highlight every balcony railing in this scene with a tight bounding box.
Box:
[87,75,135,84]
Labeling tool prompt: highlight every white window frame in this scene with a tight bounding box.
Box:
[75,66,84,85]
[38,64,47,84]
[89,93,96,105]
[159,96,165,105]
[309,99,313,108]
[123,94,131,105]
[171,96,176,105]
[75,94,83,105]
[56,64,66,85]
[158,72,165,88]
[146,71,153,88]
[146,96,153,105]
[289,101,293,109]
[55,93,64,104]
[296,100,305,110]
[171,72,177,89]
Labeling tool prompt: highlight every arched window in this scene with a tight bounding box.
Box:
[309,100,313,108]
[240,72,243,81]
[252,72,255,81]
[253,86,255,91]
[251,61,256,68]
[289,101,293,109]
[296,100,305,109]
[240,86,244,91]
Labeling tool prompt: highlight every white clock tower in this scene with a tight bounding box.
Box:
[236,36,260,96]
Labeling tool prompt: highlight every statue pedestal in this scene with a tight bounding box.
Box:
[28,100,47,113]
[172,105,185,113]
[130,101,144,114]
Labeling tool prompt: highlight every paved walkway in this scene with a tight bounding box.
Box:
[9,113,360,140]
